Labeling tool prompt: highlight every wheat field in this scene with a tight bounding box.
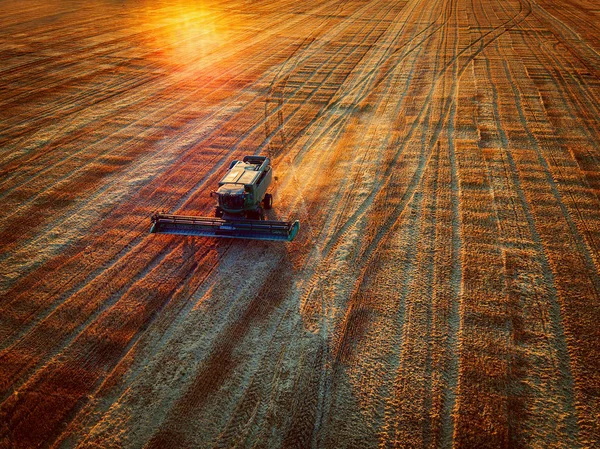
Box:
[1,0,599,447]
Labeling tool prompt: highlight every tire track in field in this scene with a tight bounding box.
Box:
[268,0,442,324]
[280,0,449,256]
[376,1,458,446]
[308,0,531,443]
[300,4,446,440]
[292,17,437,449]
[379,1,460,442]
[280,0,454,440]
[320,0,531,263]
[323,0,443,238]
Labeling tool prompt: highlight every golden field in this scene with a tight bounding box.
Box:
[1,0,599,447]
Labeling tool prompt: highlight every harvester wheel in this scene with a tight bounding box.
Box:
[263,193,273,209]
[215,207,224,218]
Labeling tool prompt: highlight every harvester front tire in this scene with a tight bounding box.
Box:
[263,193,273,209]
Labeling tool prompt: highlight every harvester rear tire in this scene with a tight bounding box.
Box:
[263,193,273,209]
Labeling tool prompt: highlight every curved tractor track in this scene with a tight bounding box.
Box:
[1,0,600,447]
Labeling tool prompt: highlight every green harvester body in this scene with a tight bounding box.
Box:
[150,156,300,242]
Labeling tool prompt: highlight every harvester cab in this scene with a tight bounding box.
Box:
[213,156,273,220]
[150,156,299,242]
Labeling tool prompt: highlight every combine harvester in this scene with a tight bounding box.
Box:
[150,156,300,242]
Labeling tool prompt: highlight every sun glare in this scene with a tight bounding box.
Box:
[140,1,230,70]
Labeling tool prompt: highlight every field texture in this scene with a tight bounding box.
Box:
[1,0,600,447]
